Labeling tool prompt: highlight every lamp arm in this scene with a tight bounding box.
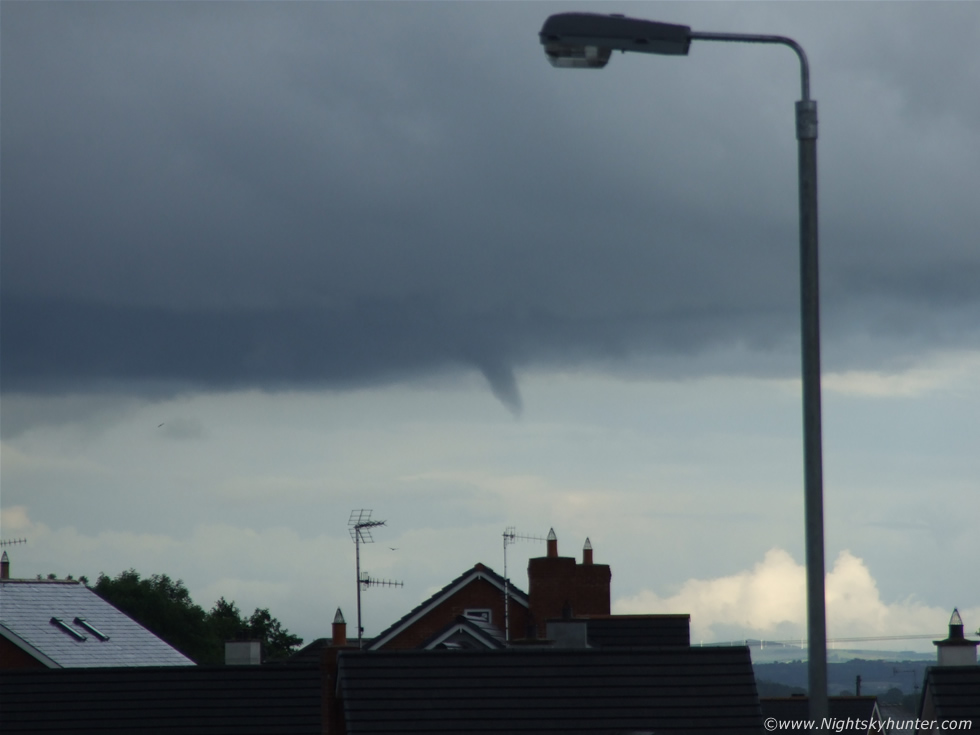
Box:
[688,32,810,101]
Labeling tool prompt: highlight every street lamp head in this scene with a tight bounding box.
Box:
[544,42,612,70]
[539,13,691,68]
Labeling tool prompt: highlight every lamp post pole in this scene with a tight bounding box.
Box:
[540,15,828,724]
[690,33,827,723]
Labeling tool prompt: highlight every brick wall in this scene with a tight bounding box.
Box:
[0,636,47,669]
[526,537,611,638]
[379,575,530,649]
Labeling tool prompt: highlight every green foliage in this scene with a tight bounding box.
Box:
[208,597,245,648]
[93,569,302,664]
[94,570,213,662]
[244,607,303,661]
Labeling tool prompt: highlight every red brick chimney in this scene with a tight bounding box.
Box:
[1,551,9,580]
[527,530,611,637]
[332,608,348,648]
[321,610,352,735]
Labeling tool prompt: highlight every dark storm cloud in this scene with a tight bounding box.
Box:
[3,2,979,406]
[2,293,796,413]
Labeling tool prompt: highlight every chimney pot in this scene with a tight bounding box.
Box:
[950,608,965,638]
[583,538,593,565]
[934,608,978,666]
[1,551,9,580]
[546,528,558,558]
[332,607,348,647]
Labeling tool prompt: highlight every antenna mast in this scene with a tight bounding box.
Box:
[348,510,402,649]
[502,527,545,641]
[893,666,920,695]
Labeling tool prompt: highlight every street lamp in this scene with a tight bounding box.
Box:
[539,12,828,724]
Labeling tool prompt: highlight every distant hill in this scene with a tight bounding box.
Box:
[740,641,935,665]
[755,679,805,698]
[754,658,927,708]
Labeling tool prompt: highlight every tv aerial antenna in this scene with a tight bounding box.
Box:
[893,666,920,695]
[502,526,546,641]
[0,538,27,547]
[348,510,402,649]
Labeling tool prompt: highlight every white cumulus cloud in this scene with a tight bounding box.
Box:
[614,548,976,650]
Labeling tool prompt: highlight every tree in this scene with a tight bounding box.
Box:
[92,570,302,664]
[94,570,213,662]
[208,597,246,648]
[244,607,303,661]
[204,598,301,660]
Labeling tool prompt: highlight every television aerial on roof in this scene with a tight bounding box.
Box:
[502,527,546,641]
[348,510,402,649]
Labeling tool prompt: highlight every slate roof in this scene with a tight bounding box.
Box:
[366,563,527,651]
[0,579,194,667]
[584,614,691,648]
[919,666,980,725]
[337,645,763,734]
[0,664,323,735]
[289,637,334,664]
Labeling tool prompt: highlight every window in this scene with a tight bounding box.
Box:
[463,609,491,624]
[74,617,110,641]
[50,617,86,641]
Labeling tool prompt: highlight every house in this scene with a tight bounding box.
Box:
[366,562,531,650]
[335,645,764,734]
[317,532,766,733]
[0,664,325,734]
[918,668,980,733]
[0,554,322,731]
[1,629,765,735]
[0,554,193,668]
[314,612,761,733]
[917,609,980,734]
[2,533,769,733]
[760,696,882,734]
[365,529,612,650]
[362,529,691,651]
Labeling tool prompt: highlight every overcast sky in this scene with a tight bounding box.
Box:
[2,1,979,656]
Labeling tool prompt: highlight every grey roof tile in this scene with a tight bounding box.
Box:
[0,580,194,667]
[920,666,980,723]
[584,614,691,647]
[338,645,764,733]
[0,664,322,734]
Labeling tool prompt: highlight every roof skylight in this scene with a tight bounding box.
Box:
[50,617,87,641]
[74,617,110,641]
